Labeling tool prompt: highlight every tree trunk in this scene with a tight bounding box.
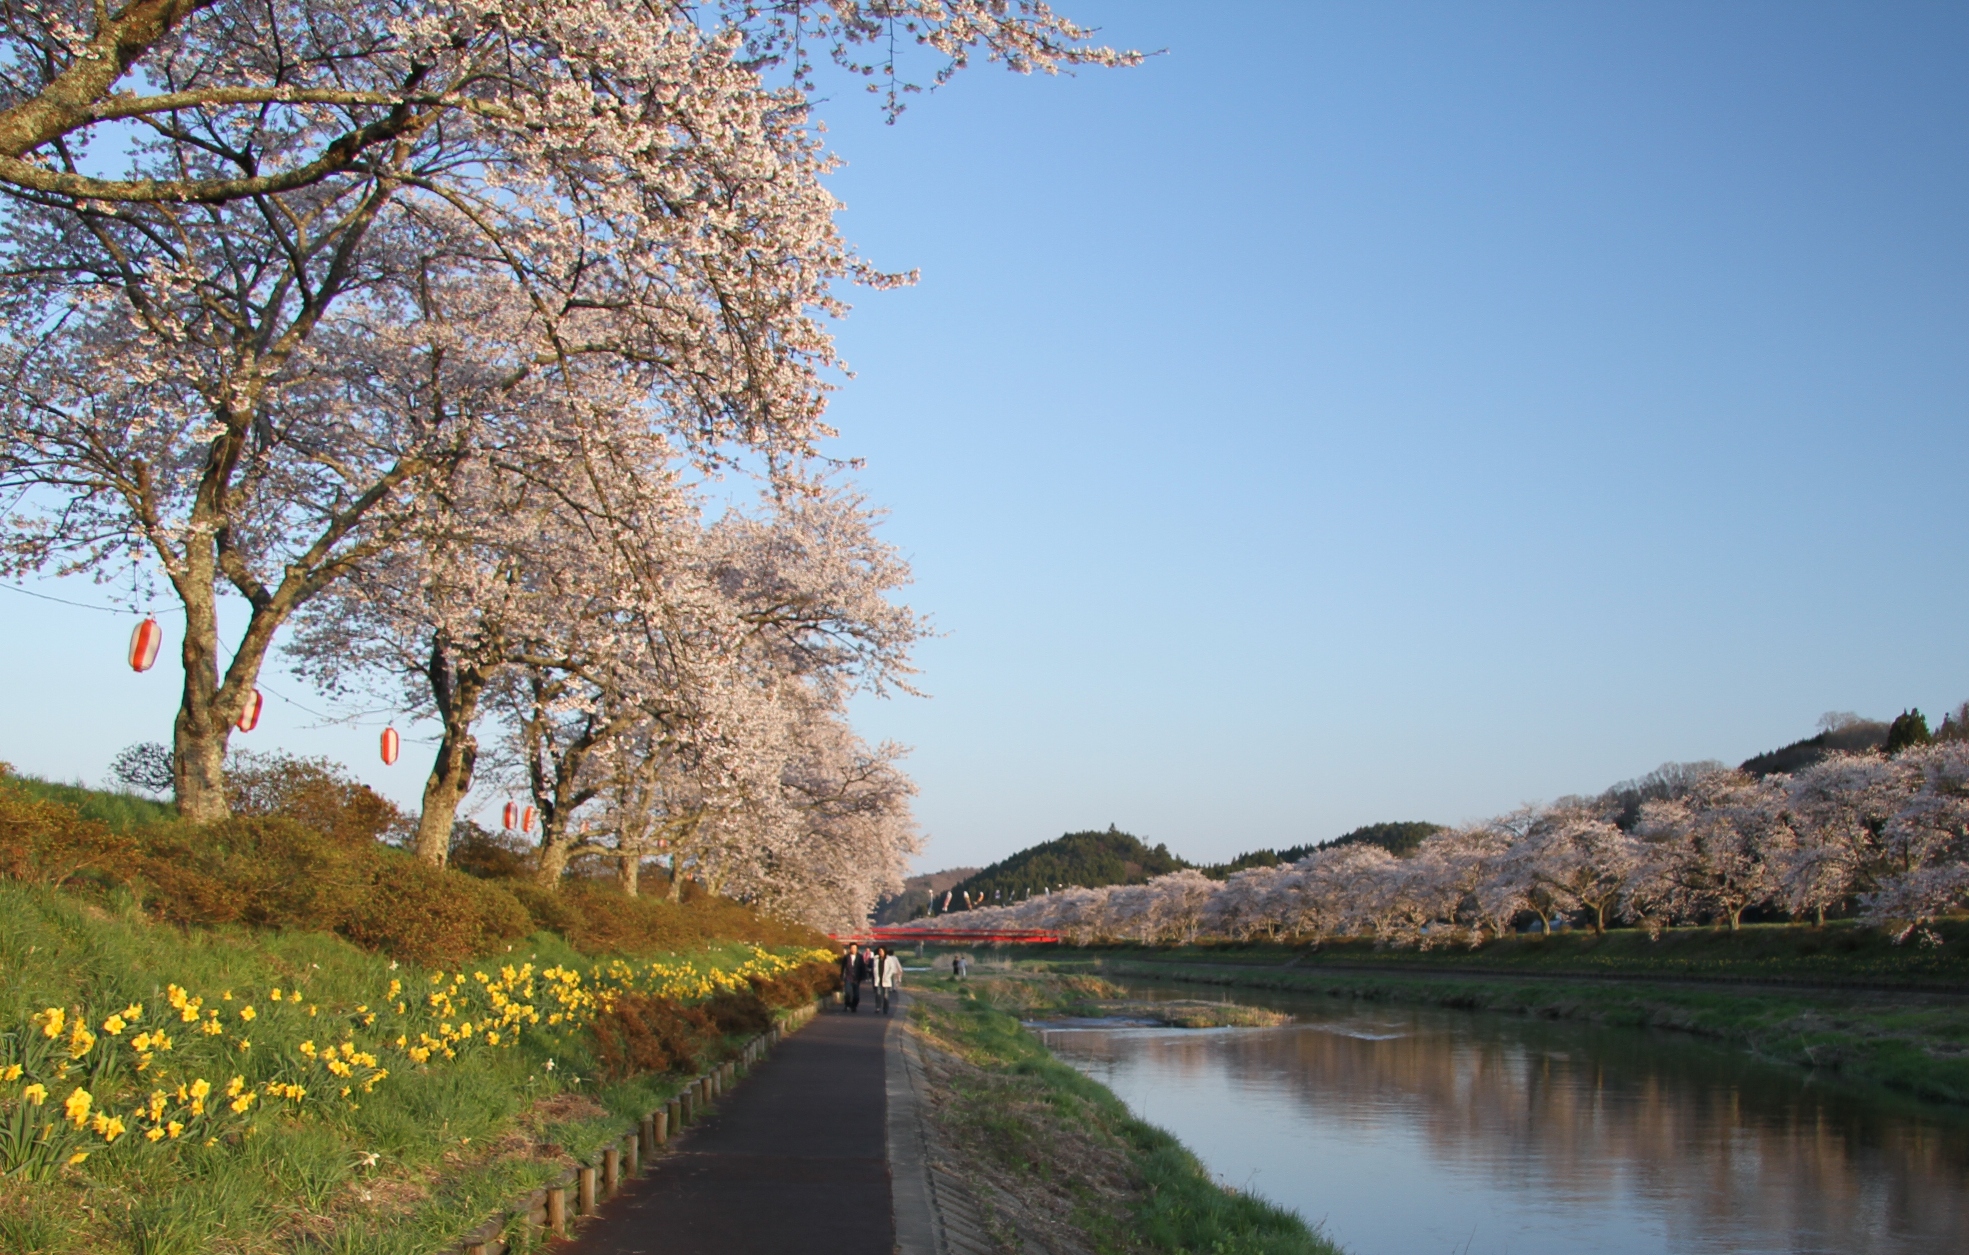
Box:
[414,732,476,866]
[619,855,640,896]
[535,821,572,886]
[413,639,486,866]
[170,577,267,822]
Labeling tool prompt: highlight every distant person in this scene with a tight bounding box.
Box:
[840,944,863,1013]
[875,947,902,1014]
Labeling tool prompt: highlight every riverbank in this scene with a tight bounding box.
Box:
[1079,955,1969,1107]
[902,980,1337,1255]
[1049,921,1969,992]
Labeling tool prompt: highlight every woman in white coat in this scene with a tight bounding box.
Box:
[873,947,904,1014]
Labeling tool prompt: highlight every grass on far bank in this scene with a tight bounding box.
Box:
[1062,918,1969,990]
[908,977,1338,1255]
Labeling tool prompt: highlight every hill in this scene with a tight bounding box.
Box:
[934,820,1451,913]
[1308,820,1444,859]
[946,827,1190,909]
[874,866,980,925]
[1740,717,1890,777]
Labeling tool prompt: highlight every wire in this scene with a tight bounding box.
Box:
[0,582,184,614]
[6,581,421,738]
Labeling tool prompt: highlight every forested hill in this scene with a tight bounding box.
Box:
[933,820,1447,914]
[945,828,1190,908]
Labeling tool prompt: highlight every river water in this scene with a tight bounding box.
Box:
[1035,984,1969,1255]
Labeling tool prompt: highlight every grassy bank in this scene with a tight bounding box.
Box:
[0,881,829,1253]
[1052,920,1969,991]
[907,977,1337,1255]
[1077,954,1969,1108]
[0,768,847,1252]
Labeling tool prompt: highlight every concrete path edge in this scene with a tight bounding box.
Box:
[886,1011,946,1255]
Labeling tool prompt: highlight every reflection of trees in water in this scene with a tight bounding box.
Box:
[1050,1017,1969,1253]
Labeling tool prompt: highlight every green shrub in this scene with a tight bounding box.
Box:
[0,768,824,966]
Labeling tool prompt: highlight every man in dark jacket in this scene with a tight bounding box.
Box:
[840,945,864,1012]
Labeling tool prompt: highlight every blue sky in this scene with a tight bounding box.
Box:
[3,2,1964,874]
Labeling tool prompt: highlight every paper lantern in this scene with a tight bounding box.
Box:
[521,806,537,833]
[128,617,163,672]
[380,726,400,766]
[503,801,520,831]
[235,689,263,732]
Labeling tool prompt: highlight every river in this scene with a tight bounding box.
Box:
[1034,983,1969,1255]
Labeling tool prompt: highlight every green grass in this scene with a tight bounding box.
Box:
[1046,919,1969,990]
[915,981,1340,1255]
[6,774,178,832]
[0,881,805,1254]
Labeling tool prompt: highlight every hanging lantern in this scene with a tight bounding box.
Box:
[379,726,400,766]
[235,689,263,732]
[502,801,520,831]
[521,806,537,833]
[128,617,163,672]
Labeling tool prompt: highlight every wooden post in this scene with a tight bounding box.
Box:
[679,1089,694,1125]
[547,1186,567,1236]
[603,1147,619,1197]
[579,1165,597,1215]
[656,1106,671,1145]
[626,1132,639,1176]
[640,1113,655,1157]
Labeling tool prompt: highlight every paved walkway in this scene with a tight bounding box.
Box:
[565,1004,896,1255]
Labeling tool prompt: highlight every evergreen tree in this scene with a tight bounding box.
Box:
[1885,709,1933,755]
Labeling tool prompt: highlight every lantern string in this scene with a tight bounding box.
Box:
[0,582,187,614]
[5,580,426,739]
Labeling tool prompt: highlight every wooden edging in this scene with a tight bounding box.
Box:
[448,999,824,1255]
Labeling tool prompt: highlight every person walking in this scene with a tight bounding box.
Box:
[840,944,863,1013]
[876,947,903,1015]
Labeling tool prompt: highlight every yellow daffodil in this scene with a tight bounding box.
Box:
[63,1087,92,1127]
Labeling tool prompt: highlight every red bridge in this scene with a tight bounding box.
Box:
[830,926,1061,946]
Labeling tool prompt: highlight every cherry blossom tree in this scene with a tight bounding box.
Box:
[0,0,1131,821]
[1862,742,1969,940]
[1631,772,1788,931]
[1780,753,1904,925]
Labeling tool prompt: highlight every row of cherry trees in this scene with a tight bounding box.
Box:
[0,0,1132,930]
[934,744,1969,946]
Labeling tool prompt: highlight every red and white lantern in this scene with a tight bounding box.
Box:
[380,726,400,766]
[235,689,264,732]
[503,801,520,832]
[128,617,163,672]
[521,806,537,833]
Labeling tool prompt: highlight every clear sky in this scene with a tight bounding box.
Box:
[3,2,1965,876]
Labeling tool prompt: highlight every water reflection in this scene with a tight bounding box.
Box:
[1038,991,1969,1255]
